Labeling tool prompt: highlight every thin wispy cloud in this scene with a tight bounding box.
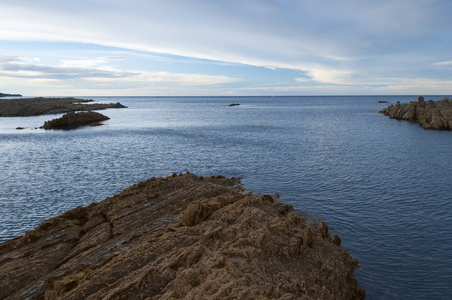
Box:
[0,0,451,95]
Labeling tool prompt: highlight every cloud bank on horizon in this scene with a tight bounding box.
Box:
[1,0,451,96]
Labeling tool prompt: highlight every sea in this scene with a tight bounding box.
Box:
[0,95,451,299]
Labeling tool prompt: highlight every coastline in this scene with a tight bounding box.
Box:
[0,172,364,299]
[0,97,126,117]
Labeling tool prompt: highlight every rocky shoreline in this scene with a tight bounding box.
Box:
[0,173,364,299]
[0,97,126,117]
[379,96,452,130]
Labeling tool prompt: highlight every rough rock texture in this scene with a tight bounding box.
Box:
[0,97,126,117]
[0,173,364,300]
[379,96,452,130]
[42,111,110,129]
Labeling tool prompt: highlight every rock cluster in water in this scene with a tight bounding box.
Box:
[0,173,364,300]
[42,111,110,129]
[0,97,126,117]
[379,96,452,130]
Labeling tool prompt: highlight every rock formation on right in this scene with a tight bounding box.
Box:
[379,96,452,130]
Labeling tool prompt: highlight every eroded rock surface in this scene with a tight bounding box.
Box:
[379,96,452,130]
[0,173,364,300]
[42,111,110,129]
[0,97,126,117]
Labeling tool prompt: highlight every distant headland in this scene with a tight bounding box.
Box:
[0,97,126,130]
[0,92,22,97]
[0,97,126,117]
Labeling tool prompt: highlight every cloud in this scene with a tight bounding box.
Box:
[1,1,450,69]
[0,55,27,63]
[135,72,239,86]
[0,1,452,95]
[99,56,126,60]
[0,61,137,79]
[434,61,452,66]
[0,57,238,93]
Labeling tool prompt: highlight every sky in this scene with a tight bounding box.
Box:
[1,0,452,96]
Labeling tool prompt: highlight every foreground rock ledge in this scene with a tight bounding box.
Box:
[0,173,364,300]
[379,96,452,130]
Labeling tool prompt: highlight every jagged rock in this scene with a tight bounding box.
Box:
[41,111,110,129]
[319,220,329,239]
[0,97,126,117]
[0,173,364,300]
[379,96,452,130]
[303,224,315,248]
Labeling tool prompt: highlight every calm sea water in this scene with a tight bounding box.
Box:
[1,96,451,299]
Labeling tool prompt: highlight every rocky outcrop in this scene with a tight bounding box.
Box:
[0,97,126,117]
[0,173,364,300]
[228,103,240,107]
[42,111,110,129]
[379,96,452,130]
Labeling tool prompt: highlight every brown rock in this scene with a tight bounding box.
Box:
[319,220,329,239]
[0,173,364,299]
[380,96,452,130]
[42,111,110,129]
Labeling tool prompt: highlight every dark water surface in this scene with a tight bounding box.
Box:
[1,96,451,299]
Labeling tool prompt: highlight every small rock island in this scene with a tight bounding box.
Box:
[0,173,364,299]
[42,111,110,129]
[379,96,452,130]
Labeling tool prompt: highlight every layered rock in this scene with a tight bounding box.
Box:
[379,96,452,130]
[0,173,364,300]
[42,111,110,129]
[0,97,126,117]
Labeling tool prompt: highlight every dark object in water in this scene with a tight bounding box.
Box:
[42,111,110,129]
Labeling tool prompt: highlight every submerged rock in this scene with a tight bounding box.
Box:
[42,111,110,129]
[0,173,364,299]
[228,103,240,107]
[379,96,452,130]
